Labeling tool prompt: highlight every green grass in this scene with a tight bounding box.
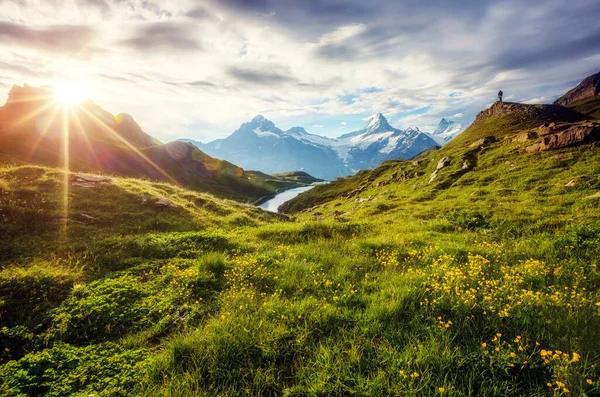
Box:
[1,104,600,396]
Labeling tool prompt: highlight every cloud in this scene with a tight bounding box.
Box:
[2,0,600,142]
[227,65,296,85]
[185,6,216,20]
[120,22,201,52]
[312,124,324,128]
[453,113,464,118]
[0,21,95,53]
[341,121,346,125]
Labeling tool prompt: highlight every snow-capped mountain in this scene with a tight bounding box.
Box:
[181,115,350,180]
[180,113,439,180]
[428,118,463,145]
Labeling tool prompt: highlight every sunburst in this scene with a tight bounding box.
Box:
[5,81,176,240]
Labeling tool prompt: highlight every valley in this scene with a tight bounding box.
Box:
[1,70,600,396]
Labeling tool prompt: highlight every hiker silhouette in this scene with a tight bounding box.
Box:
[498,90,503,102]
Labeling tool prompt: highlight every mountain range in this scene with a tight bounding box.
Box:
[0,84,310,202]
[182,113,462,180]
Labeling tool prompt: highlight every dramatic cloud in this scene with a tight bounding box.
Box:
[227,65,296,86]
[0,0,599,140]
[0,22,95,53]
[120,22,201,51]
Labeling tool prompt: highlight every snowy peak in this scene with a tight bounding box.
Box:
[363,113,394,134]
[287,126,309,135]
[188,112,439,180]
[429,118,463,145]
[246,115,278,134]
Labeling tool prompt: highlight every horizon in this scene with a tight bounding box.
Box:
[1,1,600,142]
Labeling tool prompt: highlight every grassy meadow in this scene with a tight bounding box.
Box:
[1,101,600,396]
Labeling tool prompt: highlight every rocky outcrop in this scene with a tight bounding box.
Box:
[429,156,451,183]
[71,174,112,188]
[523,122,600,153]
[554,71,600,107]
[473,102,582,126]
[469,136,496,149]
[436,157,450,170]
[155,198,177,208]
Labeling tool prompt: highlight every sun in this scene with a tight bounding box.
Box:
[54,81,87,105]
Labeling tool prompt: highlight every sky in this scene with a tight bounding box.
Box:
[1,0,599,142]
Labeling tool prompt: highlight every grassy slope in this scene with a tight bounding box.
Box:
[1,103,600,396]
[568,96,600,119]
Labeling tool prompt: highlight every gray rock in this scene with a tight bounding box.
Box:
[429,169,439,183]
[77,213,97,221]
[586,191,600,199]
[74,174,111,183]
[436,157,450,170]
[469,136,496,148]
[155,198,177,208]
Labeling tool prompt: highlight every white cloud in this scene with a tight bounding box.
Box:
[312,124,324,128]
[0,0,598,142]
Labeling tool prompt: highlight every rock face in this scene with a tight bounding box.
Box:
[473,102,582,126]
[523,122,600,153]
[554,71,600,106]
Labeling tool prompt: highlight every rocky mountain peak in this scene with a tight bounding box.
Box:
[363,113,393,134]
[287,126,309,135]
[554,70,600,106]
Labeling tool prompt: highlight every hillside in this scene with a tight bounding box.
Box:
[2,72,600,396]
[0,85,298,202]
[281,99,596,213]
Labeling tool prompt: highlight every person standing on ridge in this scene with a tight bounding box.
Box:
[498,90,503,102]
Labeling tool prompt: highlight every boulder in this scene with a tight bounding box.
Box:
[429,169,439,183]
[461,161,471,170]
[469,136,496,149]
[72,174,112,188]
[73,174,111,183]
[77,213,97,221]
[586,191,600,199]
[524,122,600,153]
[436,157,450,170]
[155,198,177,208]
[565,175,593,187]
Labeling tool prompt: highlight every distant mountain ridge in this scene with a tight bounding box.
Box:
[428,118,463,144]
[0,84,299,202]
[182,113,452,180]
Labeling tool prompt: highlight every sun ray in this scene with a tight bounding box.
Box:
[61,106,70,241]
[77,105,179,185]
[6,92,55,105]
[27,104,61,159]
[69,107,100,165]
[8,101,57,129]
